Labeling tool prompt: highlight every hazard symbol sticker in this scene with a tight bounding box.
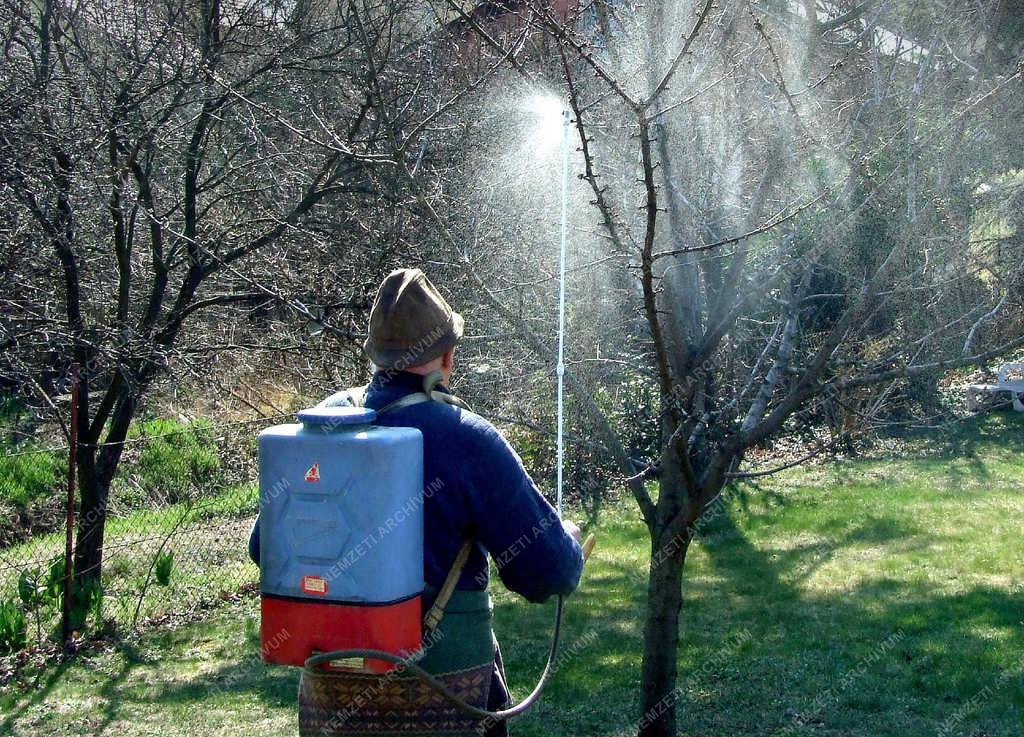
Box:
[304,463,320,482]
[301,575,328,596]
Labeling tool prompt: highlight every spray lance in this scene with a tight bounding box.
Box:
[263,107,594,723]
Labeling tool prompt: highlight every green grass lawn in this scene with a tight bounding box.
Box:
[1,414,1022,736]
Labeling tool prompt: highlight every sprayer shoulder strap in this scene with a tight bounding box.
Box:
[330,385,467,413]
[423,539,474,637]
[375,370,472,416]
[377,390,470,416]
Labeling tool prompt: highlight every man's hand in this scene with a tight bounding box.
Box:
[562,519,582,544]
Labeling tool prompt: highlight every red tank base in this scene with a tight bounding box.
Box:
[260,594,423,674]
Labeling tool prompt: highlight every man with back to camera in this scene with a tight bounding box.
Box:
[249,267,584,736]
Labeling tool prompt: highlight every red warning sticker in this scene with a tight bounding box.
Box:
[301,575,328,596]
[304,463,320,482]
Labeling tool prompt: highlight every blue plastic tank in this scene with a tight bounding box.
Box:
[258,406,424,668]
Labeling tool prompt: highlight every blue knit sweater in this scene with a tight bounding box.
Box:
[248,370,583,603]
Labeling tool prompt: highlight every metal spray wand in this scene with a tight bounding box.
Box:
[556,108,570,519]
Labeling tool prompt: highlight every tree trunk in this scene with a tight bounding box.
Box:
[638,450,691,737]
[639,523,689,737]
[73,388,136,589]
[73,447,107,586]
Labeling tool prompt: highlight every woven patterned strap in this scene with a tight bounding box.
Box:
[299,662,493,736]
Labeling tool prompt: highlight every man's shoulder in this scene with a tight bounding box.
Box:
[404,401,509,453]
[407,399,495,436]
[450,409,521,467]
[453,406,503,441]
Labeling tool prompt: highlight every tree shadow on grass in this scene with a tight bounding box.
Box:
[911,412,1024,459]
[691,511,1023,736]
[826,451,996,495]
[141,657,299,713]
[478,506,1021,737]
[708,512,926,589]
[90,640,148,736]
[0,639,149,737]
[139,626,298,710]
[883,412,1024,490]
[804,413,1024,493]
[0,657,73,736]
[2,625,301,736]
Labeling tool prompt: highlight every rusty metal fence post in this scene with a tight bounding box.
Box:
[61,364,80,644]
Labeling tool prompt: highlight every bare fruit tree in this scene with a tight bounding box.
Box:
[370,1,1024,735]
[0,0,410,595]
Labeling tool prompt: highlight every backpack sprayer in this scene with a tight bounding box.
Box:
[257,108,589,721]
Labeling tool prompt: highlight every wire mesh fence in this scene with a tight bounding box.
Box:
[0,414,286,647]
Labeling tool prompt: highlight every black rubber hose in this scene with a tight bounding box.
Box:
[303,594,564,722]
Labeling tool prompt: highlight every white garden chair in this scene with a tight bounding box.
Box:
[966,363,1024,412]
